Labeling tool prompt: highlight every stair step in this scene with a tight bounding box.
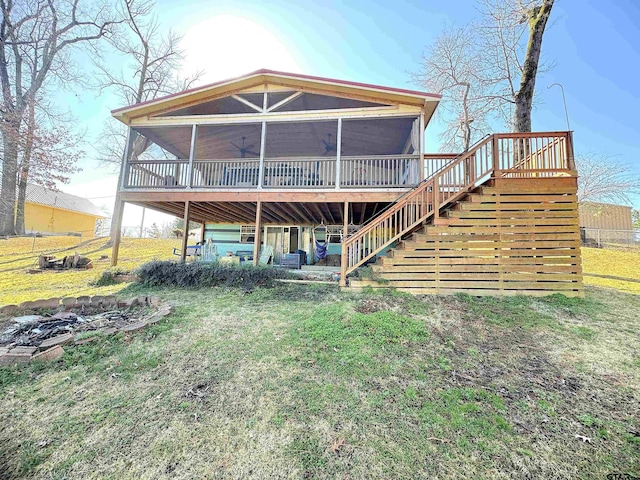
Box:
[422,225,578,235]
[468,193,576,203]
[374,264,581,274]
[459,201,577,211]
[448,210,577,219]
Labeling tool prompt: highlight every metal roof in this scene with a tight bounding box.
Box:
[25,184,105,218]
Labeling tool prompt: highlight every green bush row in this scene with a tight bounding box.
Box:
[136,260,292,289]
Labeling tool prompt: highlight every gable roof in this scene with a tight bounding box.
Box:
[25,184,105,218]
[112,69,441,123]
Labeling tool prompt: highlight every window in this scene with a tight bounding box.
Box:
[240,225,256,243]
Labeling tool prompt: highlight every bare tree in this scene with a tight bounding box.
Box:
[0,0,119,235]
[415,0,555,148]
[478,0,555,131]
[575,153,640,205]
[14,101,84,233]
[95,0,203,172]
[413,25,494,151]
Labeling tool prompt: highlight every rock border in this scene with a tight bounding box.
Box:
[0,295,173,367]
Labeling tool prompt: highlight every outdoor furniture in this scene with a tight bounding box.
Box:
[172,245,201,258]
[259,245,274,265]
[280,253,303,269]
[235,250,254,263]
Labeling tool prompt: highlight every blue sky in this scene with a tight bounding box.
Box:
[63,0,640,225]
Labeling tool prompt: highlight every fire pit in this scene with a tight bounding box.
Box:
[0,295,172,366]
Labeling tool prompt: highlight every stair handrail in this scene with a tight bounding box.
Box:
[340,135,496,281]
[343,134,492,236]
[340,131,574,284]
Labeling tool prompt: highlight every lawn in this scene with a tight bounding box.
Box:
[0,238,638,478]
[0,236,181,305]
[581,246,640,294]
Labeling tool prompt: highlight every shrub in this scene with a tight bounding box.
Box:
[91,268,129,286]
[136,260,292,289]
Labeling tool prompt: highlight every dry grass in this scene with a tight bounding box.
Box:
[0,238,638,478]
[0,236,181,305]
[0,285,638,479]
[582,246,640,294]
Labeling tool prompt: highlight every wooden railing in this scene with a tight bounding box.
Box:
[123,154,419,189]
[263,157,335,188]
[340,131,575,283]
[341,155,420,188]
[423,153,458,178]
[125,159,190,188]
[192,159,260,188]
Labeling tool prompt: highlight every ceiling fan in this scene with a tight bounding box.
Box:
[322,133,340,156]
[229,136,260,158]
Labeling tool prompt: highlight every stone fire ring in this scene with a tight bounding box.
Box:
[0,295,173,367]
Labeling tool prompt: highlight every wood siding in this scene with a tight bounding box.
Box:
[351,177,583,297]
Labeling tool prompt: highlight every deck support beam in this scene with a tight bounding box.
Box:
[253,200,263,266]
[340,201,349,287]
[110,199,125,267]
[180,201,191,262]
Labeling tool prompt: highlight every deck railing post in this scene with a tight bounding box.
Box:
[491,134,499,175]
[433,175,440,219]
[187,124,198,188]
[566,131,575,171]
[335,118,342,189]
[258,121,266,189]
[419,111,425,181]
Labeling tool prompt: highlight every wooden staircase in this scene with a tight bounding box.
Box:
[342,132,583,297]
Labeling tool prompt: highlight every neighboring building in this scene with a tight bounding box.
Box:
[579,201,633,231]
[110,69,582,296]
[24,184,106,237]
[579,201,635,246]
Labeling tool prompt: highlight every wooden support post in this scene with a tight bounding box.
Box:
[180,201,191,263]
[491,134,499,175]
[110,199,125,267]
[187,124,198,188]
[566,131,575,171]
[200,221,206,244]
[258,121,267,190]
[339,201,349,287]
[253,201,262,266]
[335,118,342,189]
[433,175,440,219]
[119,127,134,190]
[419,111,425,181]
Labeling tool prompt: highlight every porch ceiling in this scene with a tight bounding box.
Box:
[134,116,416,160]
[130,200,391,226]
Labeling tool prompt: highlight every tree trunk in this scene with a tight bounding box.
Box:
[15,103,36,235]
[15,167,29,235]
[0,134,19,235]
[513,0,554,132]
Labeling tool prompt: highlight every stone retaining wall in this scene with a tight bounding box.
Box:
[0,295,172,367]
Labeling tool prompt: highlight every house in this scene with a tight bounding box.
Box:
[110,69,582,296]
[23,184,106,237]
